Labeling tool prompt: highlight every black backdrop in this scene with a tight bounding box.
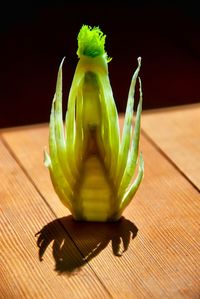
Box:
[1,1,200,127]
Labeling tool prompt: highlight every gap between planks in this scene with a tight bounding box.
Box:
[141,129,200,193]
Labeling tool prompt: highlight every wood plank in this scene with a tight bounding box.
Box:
[142,104,200,189]
[0,139,110,299]
[2,122,200,298]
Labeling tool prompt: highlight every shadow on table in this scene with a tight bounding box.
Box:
[35,216,138,275]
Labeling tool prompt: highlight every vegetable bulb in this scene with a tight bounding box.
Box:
[44,25,144,222]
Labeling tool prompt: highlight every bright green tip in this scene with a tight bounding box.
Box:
[77,24,108,59]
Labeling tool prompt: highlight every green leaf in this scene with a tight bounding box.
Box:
[98,73,120,180]
[48,95,73,211]
[118,76,143,199]
[119,152,144,213]
[116,57,141,188]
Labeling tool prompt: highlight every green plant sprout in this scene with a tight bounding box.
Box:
[44,25,144,222]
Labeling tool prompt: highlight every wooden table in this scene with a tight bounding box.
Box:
[0,104,200,299]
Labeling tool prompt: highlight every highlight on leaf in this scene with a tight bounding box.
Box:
[45,25,144,222]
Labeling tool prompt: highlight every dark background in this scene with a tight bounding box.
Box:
[1,1,200,128]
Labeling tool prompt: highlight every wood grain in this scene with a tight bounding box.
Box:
[0,138,110,299]
[142,104,200,190]
[2,115,200,298]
